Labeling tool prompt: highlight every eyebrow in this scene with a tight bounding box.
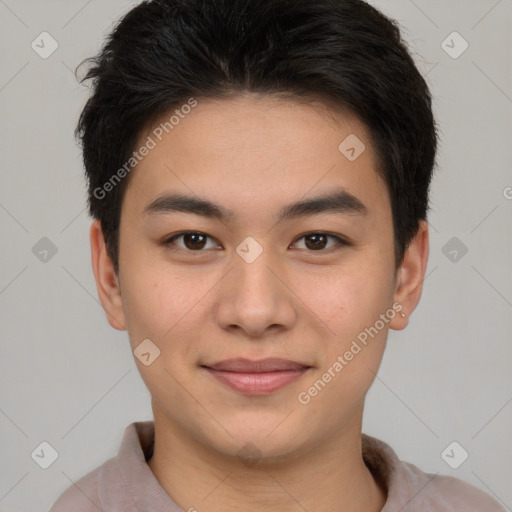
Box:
[143,188,367,223]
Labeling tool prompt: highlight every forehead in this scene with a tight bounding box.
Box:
[123,94,388,219]
[141,94,372,159]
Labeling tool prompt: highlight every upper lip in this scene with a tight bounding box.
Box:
[203,358,311,373]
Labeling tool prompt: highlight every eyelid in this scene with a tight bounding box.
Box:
[164,231,221,251]
[163,231,350,252]
[290,232,349,251]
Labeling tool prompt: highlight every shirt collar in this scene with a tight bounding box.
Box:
[98,421,182,511]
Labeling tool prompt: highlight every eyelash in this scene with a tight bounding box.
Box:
[162,231,350,254]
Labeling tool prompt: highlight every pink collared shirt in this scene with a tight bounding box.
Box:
[49,421,506,511]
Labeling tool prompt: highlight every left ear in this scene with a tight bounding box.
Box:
[389,220,429,330]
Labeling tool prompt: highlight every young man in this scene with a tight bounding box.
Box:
[50,0,505,510]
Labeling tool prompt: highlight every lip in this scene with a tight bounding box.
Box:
[202,358,311,395]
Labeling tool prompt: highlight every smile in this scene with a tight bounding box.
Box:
[202,358,311,395]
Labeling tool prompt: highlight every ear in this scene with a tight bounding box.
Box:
[389,220,429,330]
[90,219,127,330]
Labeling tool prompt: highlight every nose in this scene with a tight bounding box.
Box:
[214,243,297,339]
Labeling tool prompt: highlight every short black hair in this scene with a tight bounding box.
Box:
[76,0,438,274]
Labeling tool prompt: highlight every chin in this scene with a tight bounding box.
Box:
[208,418,313,463]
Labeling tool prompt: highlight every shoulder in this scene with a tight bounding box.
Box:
[361,434,506,512]
[47,456,119,512]
[402,460,506,511]
[47,421,151,512]
[48,466,101,512]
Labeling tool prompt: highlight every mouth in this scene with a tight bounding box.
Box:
[201,358,312,395]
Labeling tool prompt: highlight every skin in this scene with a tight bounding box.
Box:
[90,93,429,512]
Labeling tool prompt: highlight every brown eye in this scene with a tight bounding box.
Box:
[183,233,207,250]
[305,233,328,250]
[292,233,346,252]
[165,232,219,252]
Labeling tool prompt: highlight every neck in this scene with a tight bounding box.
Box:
[147,406,386,512]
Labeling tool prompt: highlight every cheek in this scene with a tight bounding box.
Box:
[119,261,180,344]
[119,261,213,368]
[299,259,395,397]
[119,273,197,393]
[302,262,395,336]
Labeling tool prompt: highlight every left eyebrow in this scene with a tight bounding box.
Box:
[143,188,368,222]
[277,189,367,221]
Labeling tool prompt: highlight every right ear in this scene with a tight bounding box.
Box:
[90,219,127,330]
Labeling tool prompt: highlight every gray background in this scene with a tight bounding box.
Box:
[0,0,511,511]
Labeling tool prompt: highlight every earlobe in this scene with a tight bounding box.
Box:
[389,220,429,331]
[90,219,127,331]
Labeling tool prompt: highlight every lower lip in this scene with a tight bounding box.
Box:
[205,368,309,395]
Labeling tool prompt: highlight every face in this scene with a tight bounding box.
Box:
[92,93,427,461]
